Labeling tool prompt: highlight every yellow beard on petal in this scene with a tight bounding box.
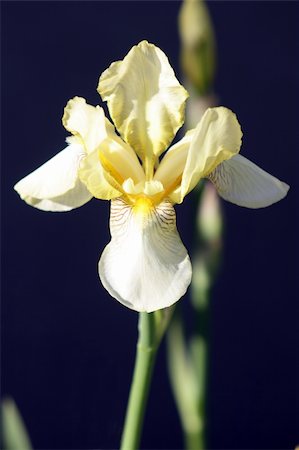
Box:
[132,197,153,216]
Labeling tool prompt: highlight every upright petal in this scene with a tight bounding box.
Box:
[99,198,192,312]
[62,96,119,154]
[172,107,242,203]
[14,144,92,211]
[208,154,289,208]
[98,41,189,174]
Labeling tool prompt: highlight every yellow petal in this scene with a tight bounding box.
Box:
[154,129,195,192]
[98,41,189,176]
[79,136,145,200]
[62,96,116,154]
[172,107,242,203]
[100,138,145,184]
[78,147,121,200]
[99,198,192,312]
[122,179,164,196]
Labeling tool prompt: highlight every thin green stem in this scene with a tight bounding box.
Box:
[167,309,207,450]
[120,313,158,450]
[190,314,209,450]
[2,398,33,450]
[185,428,205,450]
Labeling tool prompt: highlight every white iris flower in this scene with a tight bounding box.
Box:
[14,41,289,312]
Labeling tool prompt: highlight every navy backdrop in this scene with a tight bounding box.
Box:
[2,1,298,449]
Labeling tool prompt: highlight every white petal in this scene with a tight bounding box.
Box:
[208,154,289,208]
[14,144,92,211]
[99,198,192,312]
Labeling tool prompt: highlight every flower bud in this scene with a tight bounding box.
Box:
[191,182,223,309]
[197,182,222,242]
[179,0,216,95]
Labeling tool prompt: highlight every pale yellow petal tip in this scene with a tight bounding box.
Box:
[130,40,189,99]
[281,182,290,199]
[62,96,87,131]
[204,106,243,166]
[14,182,30,206]
[14,180,35,207]
[137,39,153,49]
[209,106,243,140]
[14,181,31,202]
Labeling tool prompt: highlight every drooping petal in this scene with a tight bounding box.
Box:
[79,137,145,200]
[99,198,192,312]
[14,144,92,211]
[208,154,289,208]
[62,96,119,154]
[98,40,189,173]
[170,107,242,204]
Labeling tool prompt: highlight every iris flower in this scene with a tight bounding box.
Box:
[14,41,289,312]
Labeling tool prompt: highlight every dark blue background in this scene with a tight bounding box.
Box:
[2,1,298,449]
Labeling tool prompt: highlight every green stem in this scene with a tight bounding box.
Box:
[185,428,205,450]
[166,309,207,450]
[190,319,209,450]
[120,313,158,450]
[2,398,33,450]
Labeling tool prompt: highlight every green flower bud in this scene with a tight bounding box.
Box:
[179,0,216,95]
[197,181,222,243]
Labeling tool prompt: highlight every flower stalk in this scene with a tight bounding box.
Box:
[166,4,219,448]
[1,398,33,450]
[120,312,158,450]
[167,310,206,450]
[167,183,222,450]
